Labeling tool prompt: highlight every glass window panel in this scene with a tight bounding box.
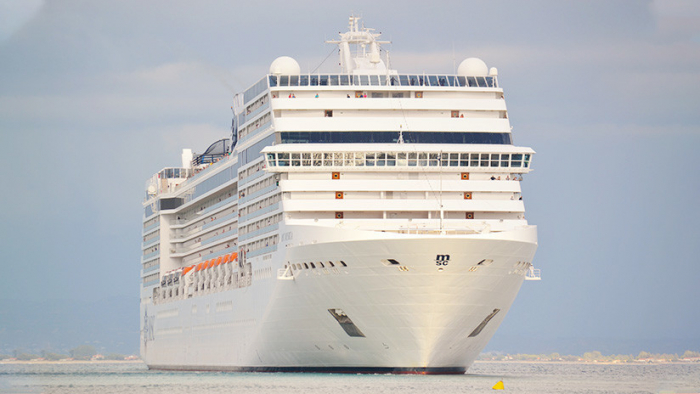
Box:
[389,76,399,86]
[480,153,489,167]
[467,77,477,87]
[447,76,456,86]
[485,76,494,87]
[370,75,379,85]
[268,75,278,87]
[310,76,318,86]
[379,75,387,85]
[386,153,396,166]
[298,75,308,86]
[456,76,466,87]
[397,152,407,166]
[365,152,375,166]
[333,152,343,166]
[324,152,333,166]
[524,154,531,168]
[429,153,439,166]
[408,152,417,160]
[428,75,438,86]
[501,154,510,167]
[291,153,300,160]
[399,75,409,86]
[438,76,447,86]
[409,75,418,86]
[344,152,354,166]
[360,75,369,85]
[476,77,487,87]
[289,75,299,86]
[354,152,365,166]
[279,75,289,86]
[313,153,322,166]
[470,153,480,167]
[330,75,339,85]
[320,75,329,86]
[340,75,349,85]
[418,152,428,166]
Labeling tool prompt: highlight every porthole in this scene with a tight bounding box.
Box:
[310,263,316,269]
[328,261,335,267]
[304,263,309,269]
[339,261,347,267]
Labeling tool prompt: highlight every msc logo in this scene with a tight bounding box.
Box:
[435,254,450,266]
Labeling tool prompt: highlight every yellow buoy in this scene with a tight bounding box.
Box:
[492,380,504,390]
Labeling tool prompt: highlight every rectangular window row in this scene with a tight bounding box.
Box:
[240,111,272,140]
[269,74,497,88]
[267,152,531,169]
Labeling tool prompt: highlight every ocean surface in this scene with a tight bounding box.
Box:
[1,361,699,394]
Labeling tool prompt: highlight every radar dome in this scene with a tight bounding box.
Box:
[269,56,300,75]
[458,57,488,76]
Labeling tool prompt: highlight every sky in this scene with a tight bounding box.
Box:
[0,0,699,356]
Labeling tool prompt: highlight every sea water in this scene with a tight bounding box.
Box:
[1,361,699,394]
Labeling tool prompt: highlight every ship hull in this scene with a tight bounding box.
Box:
[141,225,537,373]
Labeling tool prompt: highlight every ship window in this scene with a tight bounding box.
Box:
[409,75,418,86]
[330,75,339,85]
[399,75,409,86]
[376,153,386,166]
[485,76,495,87]
[447,75,456,86]
[339,261,347,267]
[397,152,407,166]
[370,75,379,85]
[379,75,387,85]
[476,77,487,87]
[386,153,396,166]
[387,259,400,265]
[320,75,329,86]
[313,153,322,166]
[449,153,459,166]
[467,76,477,87]
[279,75,289,86]
[460,153,470,167]
[451,111,459,118]
[439,76,448,86]
[408,152,417,166]
[291,153,301,166]
[392,92,404,98]
[429,153,439,166]
[333,152,343,166]
[318,262,324,268]
[310,262,316,269]
[511,153,523,168]
[357,75,367,85]
[323,153,333,166]
[457,76,466,86]
[269,75,278,87]
[428,75,438,86]
[340,75,349,85]
[304,263,309,269]
[501,154,510,167]
[325,110,333,117]
[289,75,299,86]
[299,75,309,86]
[344,152,354,166]
[328,261,335,267]
[524,154,531,168]
[309,76,318,86]
[302,153,311,166]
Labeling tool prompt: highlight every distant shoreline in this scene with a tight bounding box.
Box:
[0,360,144,365]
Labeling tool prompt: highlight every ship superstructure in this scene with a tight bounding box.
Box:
[140,16,539,374]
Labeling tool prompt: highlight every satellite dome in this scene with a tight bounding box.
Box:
[270,56,300,75]
[458,57,488,76]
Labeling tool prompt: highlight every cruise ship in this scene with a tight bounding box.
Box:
[140,16,540,374]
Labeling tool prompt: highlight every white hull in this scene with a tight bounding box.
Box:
[141,225,537,373]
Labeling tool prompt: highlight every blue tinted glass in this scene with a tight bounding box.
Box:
[456,76,466,86]
[268,75,277,87]
[447,76,456,86]
[476,77,487,87]
[409,75,418,86]
[280,132,512,144]
[399,75,409,86]
[370,75,379,85]
[438,76,447,86]
[389,76,398,86]
[279,76,289,86]
[320,75,329,86]
[310,76,318,86]
[428,76,438,86]
[330,75,339,85]
[379,75,387,85]
[340,75,349,85]
[485,76,494,87]
[360,75,369,85]
[299,75,309,86]
[289,75,299,86]
[467,77,477,87]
